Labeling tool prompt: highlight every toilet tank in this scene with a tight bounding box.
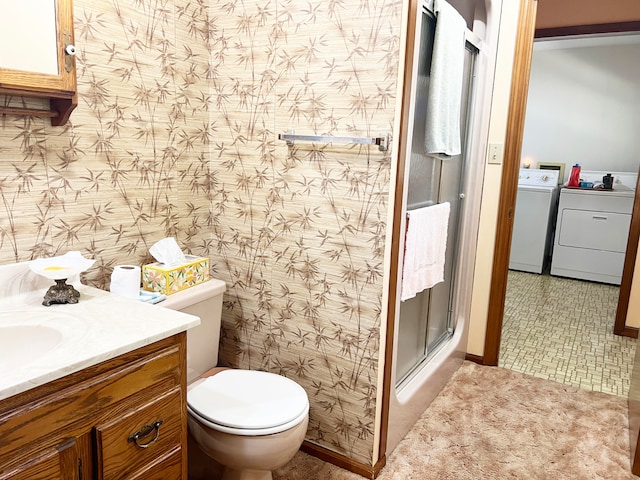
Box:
[157,278,226,383]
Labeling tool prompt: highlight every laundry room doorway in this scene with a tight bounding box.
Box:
[482,0,640,397]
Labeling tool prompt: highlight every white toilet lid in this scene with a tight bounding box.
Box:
[187,370,309,432]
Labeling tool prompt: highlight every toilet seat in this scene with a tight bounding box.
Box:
[187,369,309,436]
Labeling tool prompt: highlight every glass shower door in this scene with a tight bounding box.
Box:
[396,6,476,385]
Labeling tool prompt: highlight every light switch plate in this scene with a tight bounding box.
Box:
[488,143,503,165]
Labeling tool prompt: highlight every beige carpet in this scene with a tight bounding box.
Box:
[274,362,637,480]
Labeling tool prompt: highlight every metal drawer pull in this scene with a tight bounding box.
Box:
[128,419,164,448]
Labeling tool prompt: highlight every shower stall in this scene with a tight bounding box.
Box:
[386,0,493,453]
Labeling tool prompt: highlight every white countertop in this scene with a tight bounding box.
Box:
[561,184,635,198]
[0,284,199,401]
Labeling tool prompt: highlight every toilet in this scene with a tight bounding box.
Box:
[158,279,309,480]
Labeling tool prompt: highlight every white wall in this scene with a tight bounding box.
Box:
[521,36,640,181]
[466,0,521,357]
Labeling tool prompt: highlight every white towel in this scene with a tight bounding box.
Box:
[401,202,450,302]
[424,0,467,157]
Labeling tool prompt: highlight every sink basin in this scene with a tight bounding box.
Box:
[0,325,63,371]
[0,311,88,375]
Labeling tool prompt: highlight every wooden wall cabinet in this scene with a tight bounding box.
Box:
[0,334,188,480]
[0,0,77,125]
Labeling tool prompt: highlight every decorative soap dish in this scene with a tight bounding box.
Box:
[29,252,95,306]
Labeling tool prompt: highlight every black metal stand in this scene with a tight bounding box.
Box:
[42,278,80,306]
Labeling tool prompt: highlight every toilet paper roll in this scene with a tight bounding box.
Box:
[110,265,141,299]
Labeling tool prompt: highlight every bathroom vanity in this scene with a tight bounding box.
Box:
[0,334,186,479]
[0,265,198,479]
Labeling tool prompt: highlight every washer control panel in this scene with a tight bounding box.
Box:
[518,168,559,187]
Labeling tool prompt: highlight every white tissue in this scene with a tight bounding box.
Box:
[110,265,141,299]
[149,237,187,266]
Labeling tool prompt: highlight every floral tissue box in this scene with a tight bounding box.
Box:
[142,255,210,295]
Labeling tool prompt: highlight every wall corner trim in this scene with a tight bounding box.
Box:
[301,441,386,479]
[465,353,485,365]
[622,326,639,340]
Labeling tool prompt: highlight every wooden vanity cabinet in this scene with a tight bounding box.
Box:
[0,333,188,479]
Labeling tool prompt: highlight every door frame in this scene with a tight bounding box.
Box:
[614,169,640,338]
[482,0,538,366]
[483,2,640,366]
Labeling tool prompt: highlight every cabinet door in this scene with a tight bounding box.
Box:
[0,0,75,94]
[0,0,77,124]
[0,438,79,480]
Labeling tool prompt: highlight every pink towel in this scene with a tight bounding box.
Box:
[401,202,450,301]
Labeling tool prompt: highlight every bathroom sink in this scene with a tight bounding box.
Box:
[0,311,87,375]
[0,324,64,371]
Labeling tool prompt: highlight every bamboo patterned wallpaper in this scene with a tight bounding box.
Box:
[0,0,401,465]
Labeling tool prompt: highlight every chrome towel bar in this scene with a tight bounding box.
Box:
[406,200,436,214]
[278,132,389,151]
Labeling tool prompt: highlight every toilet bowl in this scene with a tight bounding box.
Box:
[188,369,309,480]
[158,280,309,480]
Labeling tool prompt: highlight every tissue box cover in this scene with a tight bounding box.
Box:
[142,255,210,295]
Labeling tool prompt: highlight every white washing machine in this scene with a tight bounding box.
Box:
[509,168,560,274]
